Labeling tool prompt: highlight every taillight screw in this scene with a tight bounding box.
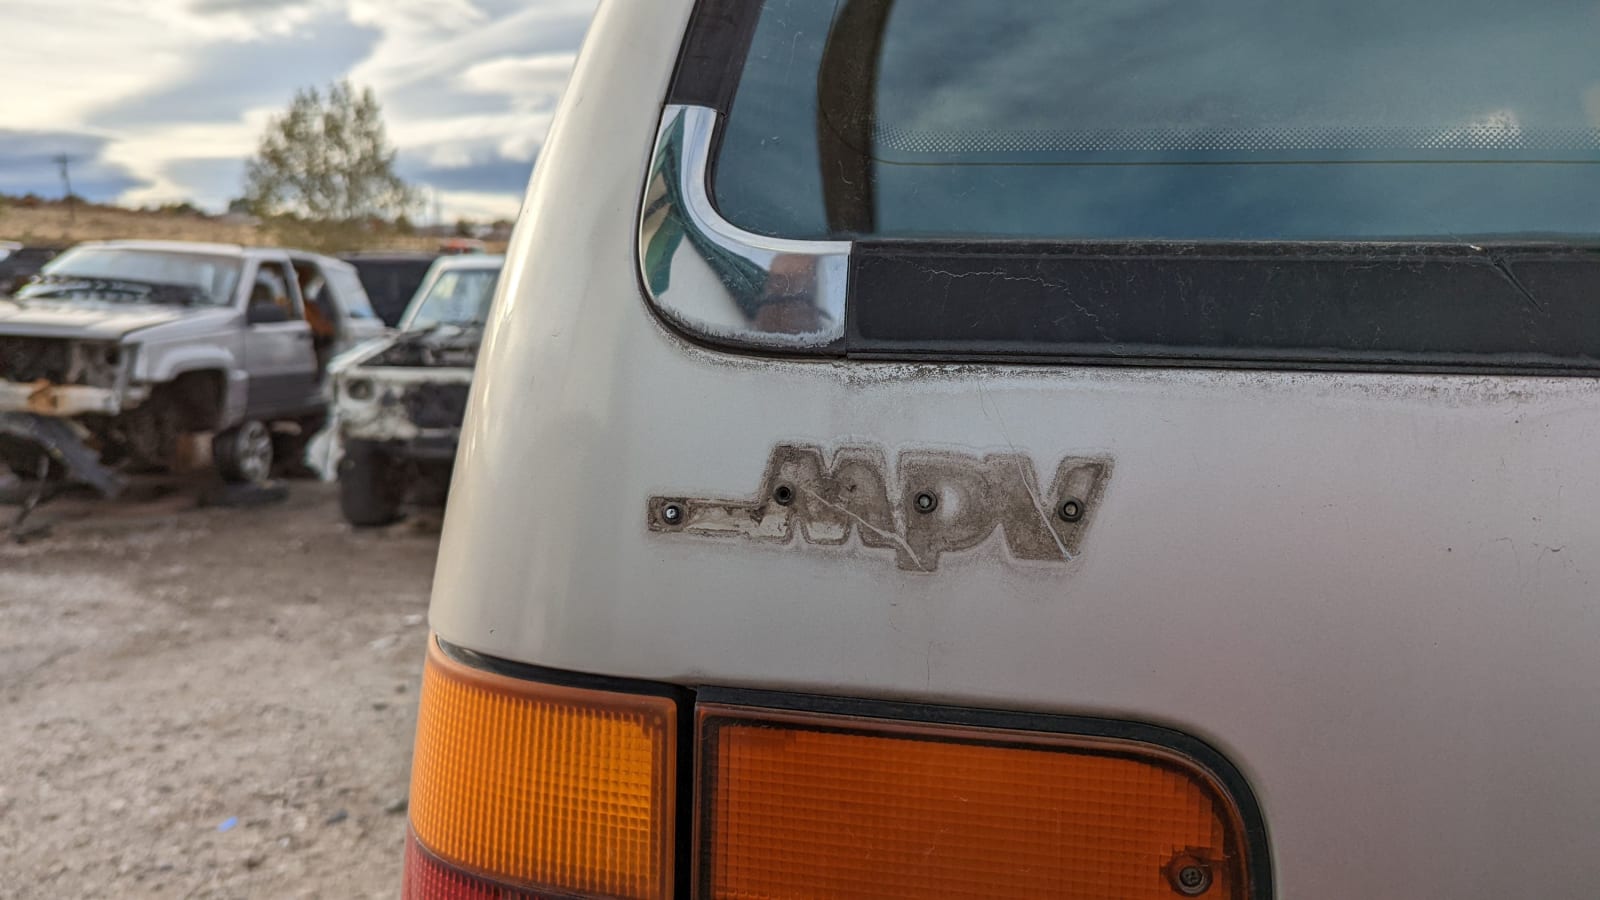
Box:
[1167,855,1213,896]
[661,503,684,526]
[1058,498,1084,523]
[913,491,938,514]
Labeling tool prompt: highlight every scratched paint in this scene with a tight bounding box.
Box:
[649,443,1112,571]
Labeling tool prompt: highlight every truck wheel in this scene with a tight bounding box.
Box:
[213,420,275,484]
[339,440,405,527]
[119,393,181,472]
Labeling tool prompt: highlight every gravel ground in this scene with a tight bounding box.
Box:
[0,479,440,899]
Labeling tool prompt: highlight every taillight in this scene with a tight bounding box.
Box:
[695,703,1255,900]
[405,638,1264,899]
[404,639,677,899]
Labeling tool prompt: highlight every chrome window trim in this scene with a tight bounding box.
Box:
[638,104,851,350]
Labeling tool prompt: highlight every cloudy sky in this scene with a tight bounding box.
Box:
[0,0,598,221]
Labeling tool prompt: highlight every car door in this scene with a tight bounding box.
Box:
[241,259,319,419]
[319,262,388,354]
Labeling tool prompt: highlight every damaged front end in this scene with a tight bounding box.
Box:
[0,335,140,418]
[0,336,136,497]
[334,327,479,458]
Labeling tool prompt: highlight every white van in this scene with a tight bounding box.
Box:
[402,3,1600,898]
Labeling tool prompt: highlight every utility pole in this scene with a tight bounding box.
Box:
[52,154,76,224]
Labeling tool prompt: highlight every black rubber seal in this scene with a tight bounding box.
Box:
[847,239,1600,375]
[693,686,1275,900]
[666,0,764,113]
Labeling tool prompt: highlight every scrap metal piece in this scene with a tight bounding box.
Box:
[0,412,125,499]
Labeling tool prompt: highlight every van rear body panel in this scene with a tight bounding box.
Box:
[428,1,1600,895]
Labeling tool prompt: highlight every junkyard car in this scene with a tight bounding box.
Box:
[331,254,500,525]
[401,2,1600,899]
[0,240,383,485]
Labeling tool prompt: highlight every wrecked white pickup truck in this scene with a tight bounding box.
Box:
[330,254,500,525]
[0,240,384,493]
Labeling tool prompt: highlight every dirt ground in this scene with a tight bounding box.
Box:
[0,478,441,899]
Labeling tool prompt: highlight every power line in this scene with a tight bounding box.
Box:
[52,154,76,224]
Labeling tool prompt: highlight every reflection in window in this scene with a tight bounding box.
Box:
[715,0,1600,241]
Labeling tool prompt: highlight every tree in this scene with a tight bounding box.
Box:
[242,81,413,247]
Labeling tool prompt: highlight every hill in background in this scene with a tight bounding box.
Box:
[0,196,509,253]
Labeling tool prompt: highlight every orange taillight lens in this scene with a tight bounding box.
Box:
[408,639,677,900]
[696,704,1250,900]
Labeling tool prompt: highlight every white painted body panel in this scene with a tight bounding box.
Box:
[0,298,193,340]
[432,1,1600,895]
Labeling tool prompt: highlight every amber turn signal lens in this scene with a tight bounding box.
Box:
[408,639,676,900]
[697,705,1250,900]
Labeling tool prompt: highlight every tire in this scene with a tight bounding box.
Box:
[118,394,182,472]
[213,420,275,484]
[339,440,405,527]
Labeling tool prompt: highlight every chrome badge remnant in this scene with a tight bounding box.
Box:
[649,444,1112,572]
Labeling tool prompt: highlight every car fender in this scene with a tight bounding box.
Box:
[133,340,249,426]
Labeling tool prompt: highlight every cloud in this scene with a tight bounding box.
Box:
[400,156,534,196]
[0,130,145,199]
[190,0,312,11]
[95,13,380,127]
[0,0,597,219]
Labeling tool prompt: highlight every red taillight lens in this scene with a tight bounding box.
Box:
[403,829,546,899]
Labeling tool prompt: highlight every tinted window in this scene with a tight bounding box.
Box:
[715,0,1600,241]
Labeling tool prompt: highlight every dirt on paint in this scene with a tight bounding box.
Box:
[0,478,440,899]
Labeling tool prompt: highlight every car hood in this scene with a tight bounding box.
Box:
[0,298,204,340]
[335,324,483,371]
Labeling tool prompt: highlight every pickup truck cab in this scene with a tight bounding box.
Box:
[404,3,1600,899]
[0,240,383,484]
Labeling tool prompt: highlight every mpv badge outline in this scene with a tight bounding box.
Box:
[650,444,1112,572]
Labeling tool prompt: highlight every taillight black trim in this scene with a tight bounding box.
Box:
[694,686,1275,900]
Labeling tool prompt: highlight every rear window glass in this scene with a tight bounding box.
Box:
[713,0,1600,242]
